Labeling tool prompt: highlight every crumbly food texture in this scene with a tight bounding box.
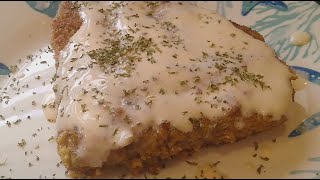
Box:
[52,2,294,178]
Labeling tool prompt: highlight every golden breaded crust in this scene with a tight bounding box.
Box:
[51,2,82,57]
[51,2,293,178]
[57,110,285,178]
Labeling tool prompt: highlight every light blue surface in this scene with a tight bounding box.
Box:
[251,1,320,63]
[290,157,320,178]
[289,112,320,137]
[25,1,61,18]
[242,1,288,16]
[0,63,10,75]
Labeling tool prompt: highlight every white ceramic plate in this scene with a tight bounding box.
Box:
[0,1,319,179]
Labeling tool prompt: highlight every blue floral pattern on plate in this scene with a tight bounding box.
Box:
[250,1,320,63]
[289,112,320,137]
[290,66,320,85]
[288,66,320,138]
[25,1,61,18]
[0,63,10,75]
[215,1,233,17]
[290,157,320,178]
[242,1,288,16]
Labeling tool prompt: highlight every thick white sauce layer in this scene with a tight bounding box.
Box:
[54,1,294,167]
